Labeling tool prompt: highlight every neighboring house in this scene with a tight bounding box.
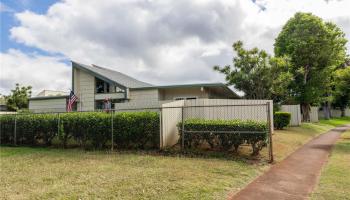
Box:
[29,90,69,113]
[0,96,8,111]
[29,61,239,112]
[36,90,67,97]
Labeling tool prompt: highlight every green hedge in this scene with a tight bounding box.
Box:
[0,111,159,149]
[273,112,291,129]
[178,119,268,155]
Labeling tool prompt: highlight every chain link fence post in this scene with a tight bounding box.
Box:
[181,106,185,151]
[159,108,162,149]
[267,102,274,163]
[14,114,17,146]
[57,113,60,138]
[111,110,114,151]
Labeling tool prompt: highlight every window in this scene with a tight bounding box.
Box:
[96,78,105,93]
[174,96,197,100]
[115,86,125,93]
[95,100,116,110]
[95,78,110,93]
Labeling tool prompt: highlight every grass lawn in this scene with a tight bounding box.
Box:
[311,130,350,200]
[0,147,267,200]
[0,117,349,199]
[319,116,350,126]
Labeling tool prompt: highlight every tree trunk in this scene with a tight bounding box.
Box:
[341,108,345,117]
[301,103,311,122]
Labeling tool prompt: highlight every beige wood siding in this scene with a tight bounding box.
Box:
[29,98,66,113]
[159,88,209,100]
[73,68,95,111]
[129,89,159,103]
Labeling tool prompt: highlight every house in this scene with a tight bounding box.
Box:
[0,95,8,111]
[29,61,239,112]
[29,90,69,113]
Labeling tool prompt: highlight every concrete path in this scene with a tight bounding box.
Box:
[230,125,350,200]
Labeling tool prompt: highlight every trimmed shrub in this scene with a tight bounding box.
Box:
[274,112,291,129]
[0,115,16,144]
[114,111,159,149]
[178,119,268,156]
[0,111,159,150]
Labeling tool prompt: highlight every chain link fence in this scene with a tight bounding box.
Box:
[162,101,273,162]
[1,100,273,162]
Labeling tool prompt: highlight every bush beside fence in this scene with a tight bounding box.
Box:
[273,112,291,129]
[178,119,268,156]
[0,111,159,149]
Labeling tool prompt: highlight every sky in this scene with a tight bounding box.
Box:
[1,0,350,96]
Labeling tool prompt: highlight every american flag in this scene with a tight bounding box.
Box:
[67,91,78,112]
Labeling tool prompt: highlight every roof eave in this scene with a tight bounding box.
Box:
[29,95,69,100]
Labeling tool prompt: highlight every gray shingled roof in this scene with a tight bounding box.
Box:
[72,61,153,88]
[72,61,239,98]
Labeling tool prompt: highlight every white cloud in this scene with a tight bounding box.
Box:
[0,49,71,95]
[2,0,350,94]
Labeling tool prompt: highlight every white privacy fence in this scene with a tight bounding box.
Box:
[161,100,185,147]
[310,107,319,122]
[281,105,301,126]
[160,99,273,148]
[318,108,350,118]
[281,105,319,125]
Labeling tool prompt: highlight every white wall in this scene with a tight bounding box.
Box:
[74,68,95,111]
[281,105,301,126]
[29,98,66,113]
[115,100,172,110]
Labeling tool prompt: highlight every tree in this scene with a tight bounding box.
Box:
[214,41,293,102]
[5,83,32,111]
[214,41,271,99]
[269,56,294,104]
[333,67,350,117]
[274,12,347,121]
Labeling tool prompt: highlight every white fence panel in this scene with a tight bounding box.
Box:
[310,107,319,122]
[161,100,185,148]
[319,108,350,119]
[160,99,273,148]
[183,99,273,127]
[346,109,350,117]
[281,105,301,126]
[331,109,342,118]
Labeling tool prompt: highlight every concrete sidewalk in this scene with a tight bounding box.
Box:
[230,125,350,200]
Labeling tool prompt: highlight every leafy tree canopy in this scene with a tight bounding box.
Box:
[332,67,350,116]
[274,12,347,121]
[5,83,32,111]
[214,41,293,102]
